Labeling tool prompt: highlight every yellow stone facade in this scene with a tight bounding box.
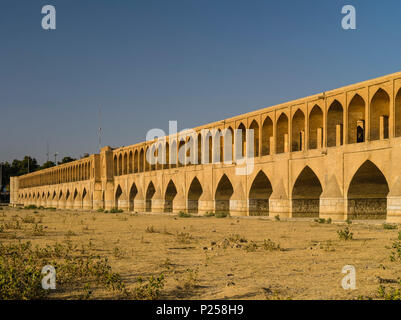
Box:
[10,71,401,222]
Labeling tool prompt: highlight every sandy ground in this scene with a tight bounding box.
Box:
[1,205,400,300]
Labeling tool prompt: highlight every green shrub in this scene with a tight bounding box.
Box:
[178,211,191,218]
[24,205,37,210]
[215,212,229,218]
[97,208,104,213]
[337,227,353,241]
[0,241,129,299]
[262,239,282,251]
[109,208,123,214]
[383,223,398,230]
[132,274,165,300]
[274,215,280,221]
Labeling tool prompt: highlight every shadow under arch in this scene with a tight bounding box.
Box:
[128,183,138,211]
[215,174,234,214]
[115,185,123,209]
[146,182,156,212]
[164,180,177,213]
[248,170,273,216]
[188,177,203,214]
[347,160,389,220]
[292,166,323,217]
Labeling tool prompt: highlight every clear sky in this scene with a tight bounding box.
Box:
[1,0,400,164]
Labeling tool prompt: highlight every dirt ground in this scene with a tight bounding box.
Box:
[1,205,401,300]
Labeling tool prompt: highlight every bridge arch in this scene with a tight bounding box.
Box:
[146,181,156,212]
[292,109,305,152]
[262,116,273,156]
[249,120,259,157]
[128,182,138,211]
[327,100,344,147]
[164,180,178,212]
[396,88,401,137]
[187,177,203,214]
[348,94,366,144]
[276,113,289,154]
[370,88,390,141]
[215,174,234,214]
[115,185,123,209]
[248,170,273,216]
[292,166,323,217]
[347,160,389,220]
[309,105,323,150]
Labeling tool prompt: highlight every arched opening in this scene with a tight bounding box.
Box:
[178,140,185,167]
[215,174,234,214]
[118,154,123,175]
[262,117,273,156]
[150,145,156,171]
[347,161,389,220]
[238,123,246,158]
[208,134,213,164]
[292,167,323,217]
[309,105,323,150]
[170,140,177,168]
[113,156,117,176]
[115,185,123,209]
[276,113,289,154]
[73,189,78,201]
[129,183,138,211]
[370,88,390,141]
[249,120,259,157]
[139,149,144,172]
[164,142,170,169]
[128,151,133,174]
[123,153,128,175]
[188,177,203,214]
[248,171,273,216]
[292,109,305,152]
[197,134,202,165]
[224,127,234,163]
[396,89,401,137]
[145,147,150,171]
[134,150,139,173]
[164,180,177,212]
[348,94,365,144]
[327,100,344,147]
[146,182,156,212]
[66,190,70,202]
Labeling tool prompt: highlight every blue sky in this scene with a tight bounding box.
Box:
[1,0,400,163]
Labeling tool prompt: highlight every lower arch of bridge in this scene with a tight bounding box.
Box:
[115,185,123,208]
[164,180,177,213]
[347,160,389,220]
[129,183,138,211]
[188,177,203,214]
[146,182,156,212]
[215,174,234,214]
[248,170,273,216]
[292,167,323,218]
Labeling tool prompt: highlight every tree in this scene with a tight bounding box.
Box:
[41,161,56,169]
[58,157,76,165]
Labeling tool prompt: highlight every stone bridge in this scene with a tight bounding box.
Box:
[10,71,401,223]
